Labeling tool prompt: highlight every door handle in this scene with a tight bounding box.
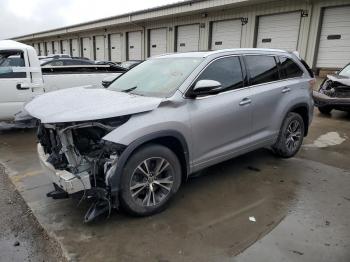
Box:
[282,87,291,93]
[239,98,252,106]
[16,83,30,90]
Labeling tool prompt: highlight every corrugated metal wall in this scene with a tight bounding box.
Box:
[22,0,350,69]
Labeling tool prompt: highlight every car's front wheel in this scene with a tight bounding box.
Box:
[120,144,182,216]
[272,112,305,158]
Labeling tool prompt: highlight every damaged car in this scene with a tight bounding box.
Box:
[313,63,350,114]
[25,49,314,222]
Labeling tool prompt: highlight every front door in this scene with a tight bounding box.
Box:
[0,49,43,121]
[187,56,252,169]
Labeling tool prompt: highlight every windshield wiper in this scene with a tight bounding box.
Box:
[121,86,137,93]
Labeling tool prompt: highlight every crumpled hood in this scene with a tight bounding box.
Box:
[25,87,163,123]
[327,74,350,86]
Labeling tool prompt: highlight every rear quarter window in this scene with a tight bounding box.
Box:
[279,56,304,79]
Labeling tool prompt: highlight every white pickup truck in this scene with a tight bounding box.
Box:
[0,40,124,121]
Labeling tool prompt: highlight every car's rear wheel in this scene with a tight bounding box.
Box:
[120,144,181,216]
[272,112,305,158]
[318,106,332,115]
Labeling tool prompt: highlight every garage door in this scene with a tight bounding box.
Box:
[256,12,301,51]
[95,35,105,61]
[128,31,142,60]
[149,28,167,57]
[110,33,122,62]
[316,6,350,68]
[39,43,45,56]
[71,39,79,57]
[46,42,53,55]
[211,20,242,50]
[33,43,40,55]
[82,37,92,59]
[176,24,199,52]
[53,41,60,54]
[61,40,70,55]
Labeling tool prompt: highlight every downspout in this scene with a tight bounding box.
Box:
[128,15,146,59]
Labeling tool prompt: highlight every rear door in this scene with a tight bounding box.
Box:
[188,56,252,168]
[244,55,285,142]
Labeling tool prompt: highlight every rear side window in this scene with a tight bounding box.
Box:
[245,55,279,85]
[195,56,244,91]
[279,56,304,79]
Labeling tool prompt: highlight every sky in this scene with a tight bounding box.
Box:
[0,0,183,39]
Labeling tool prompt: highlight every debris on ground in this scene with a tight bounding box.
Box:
[249,216,256,222]
[291,250,304,255]
[247,166,261,172]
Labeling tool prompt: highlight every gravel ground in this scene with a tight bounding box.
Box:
[0,164,65,262]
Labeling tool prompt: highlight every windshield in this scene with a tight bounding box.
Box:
[339,64,350,77]
[108,57,203,97]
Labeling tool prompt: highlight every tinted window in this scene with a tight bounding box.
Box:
[195,56,243,91]
[245,55,279,85]
[0,50,26,78]
[279,56,304,79]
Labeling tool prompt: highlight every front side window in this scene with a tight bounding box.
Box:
[279,56,304,79]
[194,56,244,91]
[245,55,279,85]
[108,57,203,97]
[0,50,26,78]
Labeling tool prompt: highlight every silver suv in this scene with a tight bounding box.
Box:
[26,49,314,221]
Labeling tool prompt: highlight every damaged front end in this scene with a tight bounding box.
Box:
[36,116,129,222]
[313,75,350,111]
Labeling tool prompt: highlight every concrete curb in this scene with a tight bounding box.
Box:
[0,161,71,262]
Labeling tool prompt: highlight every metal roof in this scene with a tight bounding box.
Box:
[12,0,260,41]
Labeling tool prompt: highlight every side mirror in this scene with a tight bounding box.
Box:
[101,75,117,88]
[334,70,339,75]
[102,80,112,88]
[191,80,223,96]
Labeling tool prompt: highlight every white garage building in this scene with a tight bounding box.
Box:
[12,0,350,71]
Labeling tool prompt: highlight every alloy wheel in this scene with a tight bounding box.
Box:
[129,157,174,207]
[285,119,302,153]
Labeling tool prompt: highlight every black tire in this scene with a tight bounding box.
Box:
[318,106,332,115]
[272,112,305,158]
[120,144,182,216]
